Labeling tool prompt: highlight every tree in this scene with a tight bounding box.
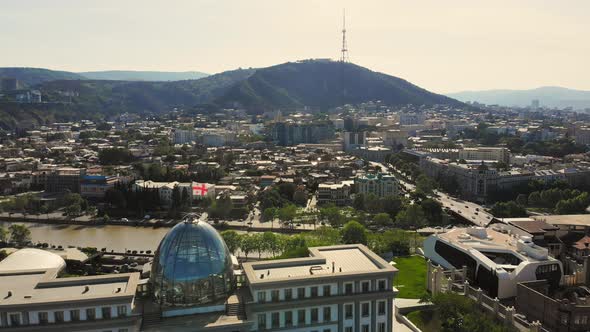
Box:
[0,226,8,243]
[490,201,527,218]
[528,191,542,207]
[293,187,308,206]
[516,194,528,206]
[9,224,31,246]
[353,194,366,210]
[221,230,240,255]
[420,199,443,226]
[98,148,135,165]
[373,213,393,227]
[396,204,426,229]
[240,234,257,260]
[105,188,127,209]
[382,196,404,218]
[262,207,277,222]
[262,232,282,257]
[416,174,437,195]
[102,214,110,223]
[341,221,368,245]
[319,204,344,227]
[278,182,296,201]
[277,204,297,225]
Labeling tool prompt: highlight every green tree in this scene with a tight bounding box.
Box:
[528,191,542,207]
[396,204,427,229]
[516,194,528,206]
[373,213,393,227]
[293,187,308,206]
[341,221,368,245]
[262,207,277,222]
[416,174,437,195]
[277,204,297,225]
[319,204,344,227]
[9,224,31,246]
[221,230,240,255]
[0,226,8,243]
[420,198,443,226]
[353,194,366,210]
[490,201,527,218]
[240,234,257,260]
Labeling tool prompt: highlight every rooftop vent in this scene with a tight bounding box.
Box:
[5,291,12,299]
[82,285,90,294]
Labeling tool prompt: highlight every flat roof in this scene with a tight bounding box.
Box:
[243,244,397,286]
[532,215,590,227]
[0,268,139,307]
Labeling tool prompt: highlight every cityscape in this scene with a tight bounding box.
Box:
[1,1,590,332]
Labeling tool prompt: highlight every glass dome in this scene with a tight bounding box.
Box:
[150,217,234,307]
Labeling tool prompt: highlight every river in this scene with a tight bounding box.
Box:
[0,221,174,252]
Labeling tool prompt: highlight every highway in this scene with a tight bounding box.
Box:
[370,161,494,227]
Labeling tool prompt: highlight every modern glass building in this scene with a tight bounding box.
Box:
[150,217,234,307]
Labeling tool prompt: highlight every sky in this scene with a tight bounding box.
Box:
[1,0,589,93]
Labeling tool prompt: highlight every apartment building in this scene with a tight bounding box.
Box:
[355,173,399,198]
[317,181,353,206]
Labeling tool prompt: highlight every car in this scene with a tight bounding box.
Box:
[144,215,151,220]
[121,218,129,222]
[475,208,480,211]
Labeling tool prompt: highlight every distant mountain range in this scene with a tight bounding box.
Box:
[447,86,590,109]
[79,70,208,81]
[0,61,463,130]
[0,67,209,86]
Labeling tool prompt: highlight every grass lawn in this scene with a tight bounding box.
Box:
[392,255,427,299]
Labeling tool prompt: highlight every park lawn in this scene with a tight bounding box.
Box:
[392,255,427,299]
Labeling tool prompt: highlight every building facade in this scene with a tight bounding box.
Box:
[355,173,399,198]
[242,245,398,332]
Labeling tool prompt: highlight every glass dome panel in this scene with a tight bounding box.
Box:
[150,218,234,306]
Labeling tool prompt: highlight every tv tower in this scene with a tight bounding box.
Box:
[340,9,349,62]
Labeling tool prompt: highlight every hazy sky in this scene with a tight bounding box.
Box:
[1,0,589,93]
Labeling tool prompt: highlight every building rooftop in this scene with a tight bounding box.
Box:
[532,214,590,227]
[243,244,397,285]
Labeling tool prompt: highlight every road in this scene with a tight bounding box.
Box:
[370,161,494,227]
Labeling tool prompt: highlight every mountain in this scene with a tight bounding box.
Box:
[0,68,84,87]
[79,70,208,81]
[447,86,590,109]
[0,60,463,130]
[0,68,255,129]
[217,60,460,111]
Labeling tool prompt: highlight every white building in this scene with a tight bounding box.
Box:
[0,249,141,331]
[243,244,398,332]
[423,227,563,299]
[317,181,353,206]
[355,173,399,198]
[133,180,215,204]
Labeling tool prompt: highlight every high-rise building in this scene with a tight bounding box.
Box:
[355,173,399,198]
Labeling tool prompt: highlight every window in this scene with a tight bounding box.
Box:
[311,308,319,323]
[55,311,64,323]
[344,282,353,295]
[117,305,127,317]
[323,307,331,322]
[323,329,331,332]
[271,290,279,302]
[285,311,293,326]
[345,304,353,319]
[311,286,318,297]
[297,287,305,299]
[378,279,386,291]
[258,291,266,303]
[102,307,111,319]
[362,324,370,332]
[118,329,128,332]
[362,281,370,293]
[258,314,266,329]
[9,313,21,326]
[271,312,279,328]
[361,302,370,317]
[378,323,386,332]
[86,308,96,320]
[298,309,306,324]
[323,285,331,296]
[284,288,293,300]
[38,312,48,324]
[345,327,353,332]
[378,300,386,315]
[70,309,80,321]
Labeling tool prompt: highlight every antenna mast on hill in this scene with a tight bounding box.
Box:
[340,9,349,62]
